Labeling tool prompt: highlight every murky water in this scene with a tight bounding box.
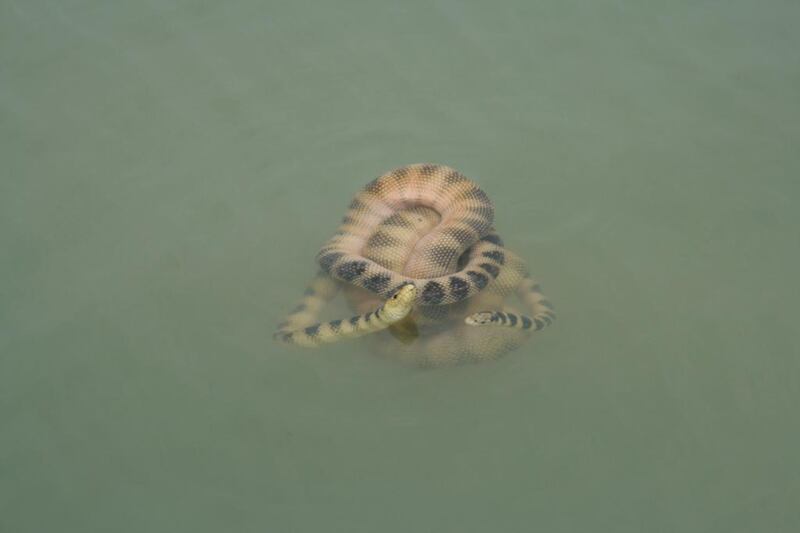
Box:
[2,1,799,531]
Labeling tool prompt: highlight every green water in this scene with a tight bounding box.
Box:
[2,1,799,531]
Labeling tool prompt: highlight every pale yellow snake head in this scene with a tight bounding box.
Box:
[381,283,417,323]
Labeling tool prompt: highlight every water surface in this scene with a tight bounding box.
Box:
[2,1,799,531]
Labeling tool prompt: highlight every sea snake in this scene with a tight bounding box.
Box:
[274,164,555,365]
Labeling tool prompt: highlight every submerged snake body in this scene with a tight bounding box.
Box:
[350,204,554,365]
[275,164,555,365]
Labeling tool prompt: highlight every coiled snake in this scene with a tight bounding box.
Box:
[273,164,555,366]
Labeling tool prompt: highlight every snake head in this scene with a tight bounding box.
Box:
[464,311,495,326]
[382,283,417,322]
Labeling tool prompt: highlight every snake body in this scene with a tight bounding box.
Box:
[275,164,555,365]
[273,283,417,347]
[316,164,504,306]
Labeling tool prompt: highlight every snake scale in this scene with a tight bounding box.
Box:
[274,164,555,366]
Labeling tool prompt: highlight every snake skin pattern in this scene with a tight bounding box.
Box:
[273,283,417,347]
[274,164,555,366]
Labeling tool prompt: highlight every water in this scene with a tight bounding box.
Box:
[2,1,799,531]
